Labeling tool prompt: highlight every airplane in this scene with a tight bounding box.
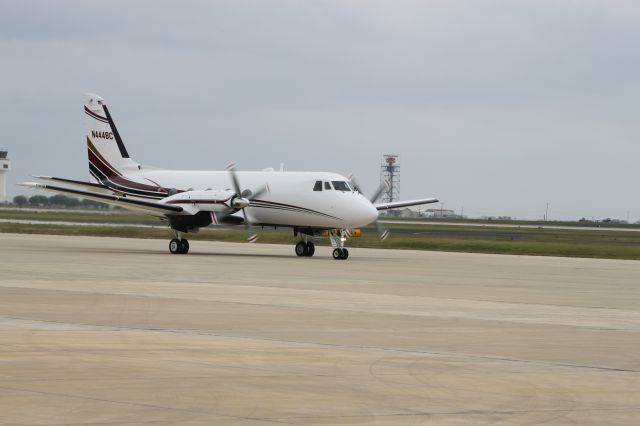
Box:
[21,93,439,259]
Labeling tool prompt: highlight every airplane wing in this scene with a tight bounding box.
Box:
[374,198,439,211]
[33,176,114,193]
[19,182,183,215]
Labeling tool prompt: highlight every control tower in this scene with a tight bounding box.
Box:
[380,154,400,205]
[0,149,10,203]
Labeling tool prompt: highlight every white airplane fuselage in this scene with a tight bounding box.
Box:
[125,168,379,229]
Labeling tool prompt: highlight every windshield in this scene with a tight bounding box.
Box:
[332,181,351,191]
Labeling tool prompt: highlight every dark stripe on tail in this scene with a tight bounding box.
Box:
[84,106,109,123]
[89,163,165,199]
[87,139,170,199]
[102,104,130,158]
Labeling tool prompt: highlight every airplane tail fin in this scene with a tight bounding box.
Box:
[84,93,138,182]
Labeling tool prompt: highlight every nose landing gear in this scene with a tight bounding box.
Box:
[332,248,349,260]
[329,229,350,260]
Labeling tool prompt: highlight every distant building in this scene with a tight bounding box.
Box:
[481,216,513,221]
[398,208,414,218]
[425,208,457,218]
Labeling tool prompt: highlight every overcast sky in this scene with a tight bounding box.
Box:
[1,0,638,220]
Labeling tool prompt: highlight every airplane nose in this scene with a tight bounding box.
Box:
[353,198,378,227]
[365,201,378,224]
[344,195,380,227]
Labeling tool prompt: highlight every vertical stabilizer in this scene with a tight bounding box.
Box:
[84,93,138,182]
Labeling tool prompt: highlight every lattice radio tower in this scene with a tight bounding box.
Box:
[380,154,400,204]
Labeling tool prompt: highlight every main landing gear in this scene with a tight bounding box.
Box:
[293,229,351,260]
[169,231,189,254]
[169,238,189,254]
[295,240,315,257]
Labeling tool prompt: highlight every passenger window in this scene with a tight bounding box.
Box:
[324,181,332,190]
[332,181,350,191]
[313,181,323,191]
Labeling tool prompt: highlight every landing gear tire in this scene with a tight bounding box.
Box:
[332,248,343,260]
[305,242,315,257]
[332,248,349,260]
[169,238,181,254]
[295,241,307,257]
[170,238,189,254]
[180,239,190,254]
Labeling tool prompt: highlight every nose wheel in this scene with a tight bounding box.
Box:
[329,229,350,260]
[332,248,349,260]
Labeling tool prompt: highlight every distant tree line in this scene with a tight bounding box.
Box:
[12,194,110,209]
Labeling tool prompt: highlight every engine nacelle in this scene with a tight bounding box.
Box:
[161,189,235,214]
[167,211,214,233]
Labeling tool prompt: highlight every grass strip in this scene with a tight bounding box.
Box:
[2,222,639,260]
[0,209,159,224]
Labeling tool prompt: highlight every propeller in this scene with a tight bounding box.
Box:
[226,162,269,243]
[348,175,390,241]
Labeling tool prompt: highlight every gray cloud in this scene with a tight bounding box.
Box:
[1,0,639,220]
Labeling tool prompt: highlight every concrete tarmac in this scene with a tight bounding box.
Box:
[1,233,639,425]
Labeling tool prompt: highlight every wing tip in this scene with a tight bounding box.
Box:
[17,182,43,188]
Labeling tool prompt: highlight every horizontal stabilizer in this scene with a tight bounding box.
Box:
[374,198,439,211]
[18,182,182,215]
[33,176,113,193]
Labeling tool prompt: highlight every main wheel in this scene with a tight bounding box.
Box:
[305,242,315,257]
[295,241,307,257]
[341,248,349,260]
[180,239,190,254]
[332,248,343,260]
[169,238,181,254]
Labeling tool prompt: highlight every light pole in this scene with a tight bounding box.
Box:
[544,202,550,221]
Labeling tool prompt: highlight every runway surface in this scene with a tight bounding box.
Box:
[1,233,639,425]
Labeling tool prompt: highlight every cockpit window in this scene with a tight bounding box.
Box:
[313,181,323,191]
[332,181,351,191]
[324,181,332,190]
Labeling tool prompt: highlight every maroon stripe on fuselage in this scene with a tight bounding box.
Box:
[87,140,169,197]
[250,199,341,220]
[90,165,166,199]
[90,156,167,195]
[166,199,231,206]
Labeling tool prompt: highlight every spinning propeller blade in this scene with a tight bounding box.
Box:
[226,162,243,196]
[369,179,390,204]
[349,174,390,241]
[226,162,268,243]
